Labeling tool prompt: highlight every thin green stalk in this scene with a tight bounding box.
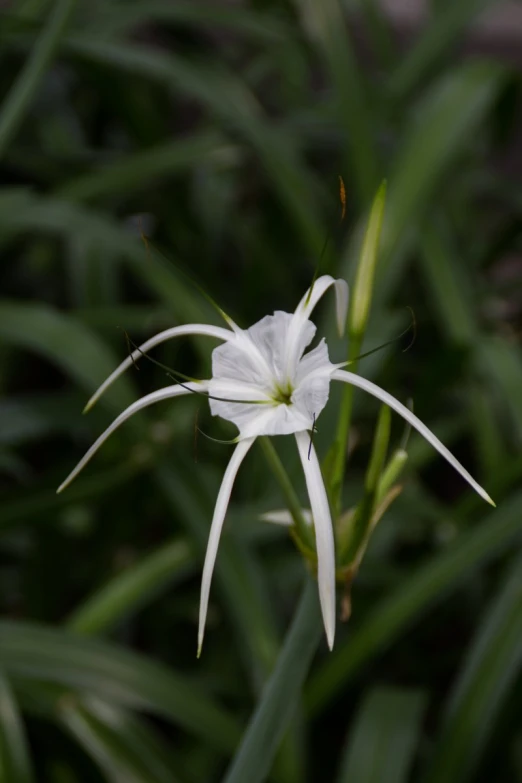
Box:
[330,337,362,514]
[0,0,78,161]
[259,437,313,548]
[223,578,322,783]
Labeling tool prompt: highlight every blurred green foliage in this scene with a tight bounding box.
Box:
[1,0,522,781]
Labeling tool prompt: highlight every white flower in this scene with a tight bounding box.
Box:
[57,275,493,654]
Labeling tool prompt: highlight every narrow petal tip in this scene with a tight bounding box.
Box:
[326,627,335,651]
[485,493,496,508]
[82,399,95,414]
[197,641,202,659]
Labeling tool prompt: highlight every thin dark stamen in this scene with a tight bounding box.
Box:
[124,330,140,371]
[308,413,317,460]
[124,334,268,407]
[402,307,417,353]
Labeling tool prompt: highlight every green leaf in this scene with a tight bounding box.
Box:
[419,218,477,346]
[60,37,324,254]
[0,672,35,783]
[86,1,287,42]
[389,0,500,103]
[0,302,136,410]
[423,553,522,783]
[306,491,522,715]
[0,621,239,754]
[59,696,182,783]
[154,465,281,685]
[336,686,427,783]
[223,579,322,783]
[342,62,508,299]
[0,0,77,160]
[67,538,196,636]
[0,191,216,326]
[298,0,378,203]
[58,132,230,203]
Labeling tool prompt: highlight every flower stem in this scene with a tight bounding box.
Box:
[259,437,313,547]
[223,578,322,783]
[330,336,362,515]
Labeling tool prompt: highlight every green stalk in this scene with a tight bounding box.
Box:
[0,0,78,161]
[329,182,386,514]
[223,578,322,783]
[339,405,390,566]
[330,337,362,515]
[259,437,313,548]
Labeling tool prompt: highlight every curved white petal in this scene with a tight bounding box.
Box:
[333,369,495,506]
[197,437,256,656]
[285,275,348,377]
[57,381,208,493]
[84,324,231,412]
[295,431,336,650]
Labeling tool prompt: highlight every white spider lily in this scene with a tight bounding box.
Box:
[58,274,493,654]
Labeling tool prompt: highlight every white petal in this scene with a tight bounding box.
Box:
[295,431,336,649]
[296,275,349,336]
[236,404,311,439]
[57,381,208,493]
[260,509,313,526]
[284,276,348,378]
[84,324,231,412]
[291,338,334,424]
[332,369,495,506]
[198,437,256,655]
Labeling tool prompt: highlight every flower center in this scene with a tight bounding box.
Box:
[272,381,293,406]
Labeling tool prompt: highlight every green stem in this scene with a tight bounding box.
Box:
[330,335,362,514]
[0,0,78,161]
[223,578,322,783]
[259,437,313,548]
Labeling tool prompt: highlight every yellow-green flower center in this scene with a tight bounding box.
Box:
[272,382,293,405]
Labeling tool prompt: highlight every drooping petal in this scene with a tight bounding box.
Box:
[295,431,336,649]
[298,276,349,335]
[84,324,231,412]
[284,275,348,377]
[198,437,256,655]
[57,381,208,493]
[333,369,495,505]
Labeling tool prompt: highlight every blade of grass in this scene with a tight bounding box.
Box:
[423,553,522,783]
[0,0,77,161]
[60,37,325,255]
[340,62,508,299]
[58,132,231,203]
[66,539,196,636]
[0,302,136,410]
[86,0,287,42]
[59,695,182,783]
[299,0,378,204]
[0,621,239,754]
[389,0,499,103]
[336,686,427,783]
[222,578,322,783]
[0,672,35,783]
[155,464,281,685]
